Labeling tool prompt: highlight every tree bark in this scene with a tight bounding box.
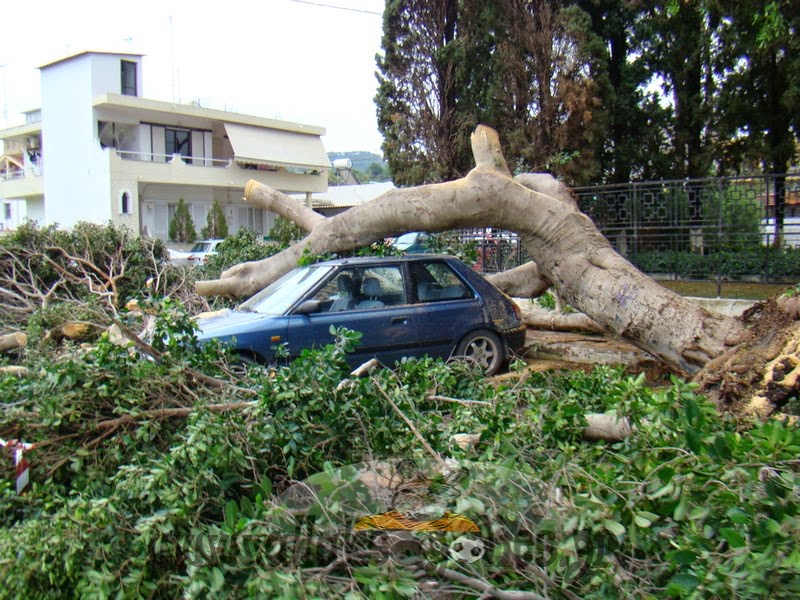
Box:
[196,125,745,375]
[484,261,551,298]
[522,306,606,334]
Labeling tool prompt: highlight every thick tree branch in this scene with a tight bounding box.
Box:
[522,306,606,334]
[485,262,551,298]
[244,179,325,231]
[94,401,256,430]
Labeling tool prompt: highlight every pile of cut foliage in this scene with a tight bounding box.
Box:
[0,222,798,598]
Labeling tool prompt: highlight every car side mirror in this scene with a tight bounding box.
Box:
[295,300,322,315]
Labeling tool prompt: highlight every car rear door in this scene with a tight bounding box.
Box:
[407,259,486,360]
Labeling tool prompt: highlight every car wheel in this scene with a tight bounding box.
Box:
[229,353,258,376]
[454,330,504,376]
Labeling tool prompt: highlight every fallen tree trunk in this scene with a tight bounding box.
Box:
[197,126,744,375]
[484,262,551,298]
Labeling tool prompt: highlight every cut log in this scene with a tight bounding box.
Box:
[0,332,27,353]
[583,414,634,442]
[0,365,30,377]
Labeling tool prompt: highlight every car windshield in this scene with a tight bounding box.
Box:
[238,265,333,315]
[190,242,212,252]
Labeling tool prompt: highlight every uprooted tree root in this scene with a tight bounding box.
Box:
[694,298,800,419]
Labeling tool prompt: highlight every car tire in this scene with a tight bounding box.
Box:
[454,330,504,376]
[229,353,258,376]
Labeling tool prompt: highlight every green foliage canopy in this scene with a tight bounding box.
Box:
[376,1,799,186]
[1,303,799,596]
[376,0,601,186]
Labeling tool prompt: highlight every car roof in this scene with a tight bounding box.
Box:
[313,254,457,268]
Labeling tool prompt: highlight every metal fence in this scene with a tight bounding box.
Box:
[573,174,800,284]
[459,174,800,285]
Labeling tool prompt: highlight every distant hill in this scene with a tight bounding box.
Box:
[328,151,386,173]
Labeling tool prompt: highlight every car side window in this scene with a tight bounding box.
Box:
[354,266,406,309]
[411,261,473,302]
[310,266,407,312]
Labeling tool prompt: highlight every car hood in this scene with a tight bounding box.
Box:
[195,309,276,337]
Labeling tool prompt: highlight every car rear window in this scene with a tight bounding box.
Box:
[411,261,473,302]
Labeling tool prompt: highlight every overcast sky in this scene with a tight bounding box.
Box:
[0,0,386,153]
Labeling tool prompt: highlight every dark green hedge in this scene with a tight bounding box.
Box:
[631,247,800,280]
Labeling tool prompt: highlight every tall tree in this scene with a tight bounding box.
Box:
[577,0,674,182]
[713,0,800,242]
[375,0,602,186]
[638,1,716,179]
[506,1,601,184]
[376,0,462,185]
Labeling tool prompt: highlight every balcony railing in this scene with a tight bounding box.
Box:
[115,150,233,167]
[1,164,43,181]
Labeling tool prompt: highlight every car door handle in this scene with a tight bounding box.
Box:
[391,316,409,325]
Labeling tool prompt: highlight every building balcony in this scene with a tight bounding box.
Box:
[0,165,44,198]
[110,149,327,193]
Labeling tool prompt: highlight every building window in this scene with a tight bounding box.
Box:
[3,203,11,220]
[165,128,191,159]
[120,192,131,214]
[246,207,264,233]
[121,61,137,96]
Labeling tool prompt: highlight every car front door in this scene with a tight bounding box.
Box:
[284,265,419,366]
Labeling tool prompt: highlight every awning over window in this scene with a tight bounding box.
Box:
[224,122,330,171]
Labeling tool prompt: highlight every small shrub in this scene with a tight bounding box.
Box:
[201,228,280,279]
[268,216,305,247]
[200,199,229,240]
[168,198,196,243]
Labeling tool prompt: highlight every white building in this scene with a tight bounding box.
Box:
[0,51,330,239]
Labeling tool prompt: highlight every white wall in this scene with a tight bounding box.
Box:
[1,199,26,231]
[42,55,103,227]
[41,53,143,228]
[138,184,277,242]
[26,197,45,223]
[762,217,800,248]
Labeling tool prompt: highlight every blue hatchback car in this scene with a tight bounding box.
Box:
[196,255,526,375]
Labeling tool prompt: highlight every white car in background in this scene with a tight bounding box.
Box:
[168,239,224,265]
